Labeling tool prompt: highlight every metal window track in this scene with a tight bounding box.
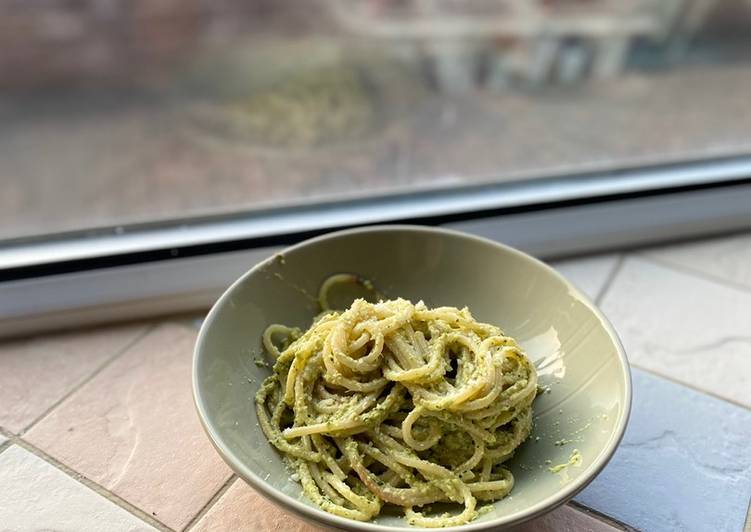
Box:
[2,154,751,338]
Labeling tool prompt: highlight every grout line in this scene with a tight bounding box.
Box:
[182,474,237,531]
[20,322,159,436]
[7,435,175,532]
[568,500,641,531]
[631,363,751,412]
[595,254,626,306]
[635,253,751,295]
[160,311,207,331]
[744,496,751,532]
[171,319,205,334]
[0,439,11,456]
[595,253,751,413]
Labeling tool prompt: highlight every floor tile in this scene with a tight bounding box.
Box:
[550,255,619,301]
[0,323,147,433]
[575,368,751,532]
[0,445,155,532]
[191,315,206,330]
[191,480,623,532]
[26,324,233,531]
[509,505,624,532]
[190,479,326,532]
[601,256,751,406]
[643,232,751,289]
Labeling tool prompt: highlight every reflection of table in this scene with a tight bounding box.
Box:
[327,0,719,90]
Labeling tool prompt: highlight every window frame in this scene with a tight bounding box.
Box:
[2,153,751,338]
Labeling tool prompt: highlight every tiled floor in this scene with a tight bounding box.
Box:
[576,368,751,532]
[0,323,148,433]
[1,232,750,531]
[25,325,233,531]
[601,256,751,408]
[0,445,156,532]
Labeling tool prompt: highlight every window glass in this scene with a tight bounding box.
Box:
[3,0,751,240]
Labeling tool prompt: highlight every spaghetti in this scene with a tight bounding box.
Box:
[255,276,537,527]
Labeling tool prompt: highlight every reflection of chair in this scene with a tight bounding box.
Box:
[327,0,719,90]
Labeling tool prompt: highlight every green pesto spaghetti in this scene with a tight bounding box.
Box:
[255,275,537,528]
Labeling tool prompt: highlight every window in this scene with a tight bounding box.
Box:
[2,1,751,334]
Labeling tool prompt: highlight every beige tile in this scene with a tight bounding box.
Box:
[601,256,751,406]
[26,324,233,531]
[0,323,147,433]
[643,232,751,289]
[191,479,326,532]
[509,504,624,532]
[0,444,155,532]
[550,255,619,301]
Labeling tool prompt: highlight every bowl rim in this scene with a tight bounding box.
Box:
[193,224,632,531]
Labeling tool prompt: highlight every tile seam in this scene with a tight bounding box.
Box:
[629,364,750,411]
[8,434,176,532]
[20,322,159,435]
[182,474,237,532]
[171,319,205,334]
[635,253,751,295]
[568,499,641,531]
[595,254,625,306]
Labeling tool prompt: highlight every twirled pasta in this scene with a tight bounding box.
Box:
[255,278,537,527]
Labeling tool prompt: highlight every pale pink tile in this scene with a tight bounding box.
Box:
[26,324,232,531]
[0,323,147,433]
[509,505,624,532]
[191,479,326,532]
[0,445,155,532]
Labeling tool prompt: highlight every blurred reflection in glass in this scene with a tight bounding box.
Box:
[2,0,751,239]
